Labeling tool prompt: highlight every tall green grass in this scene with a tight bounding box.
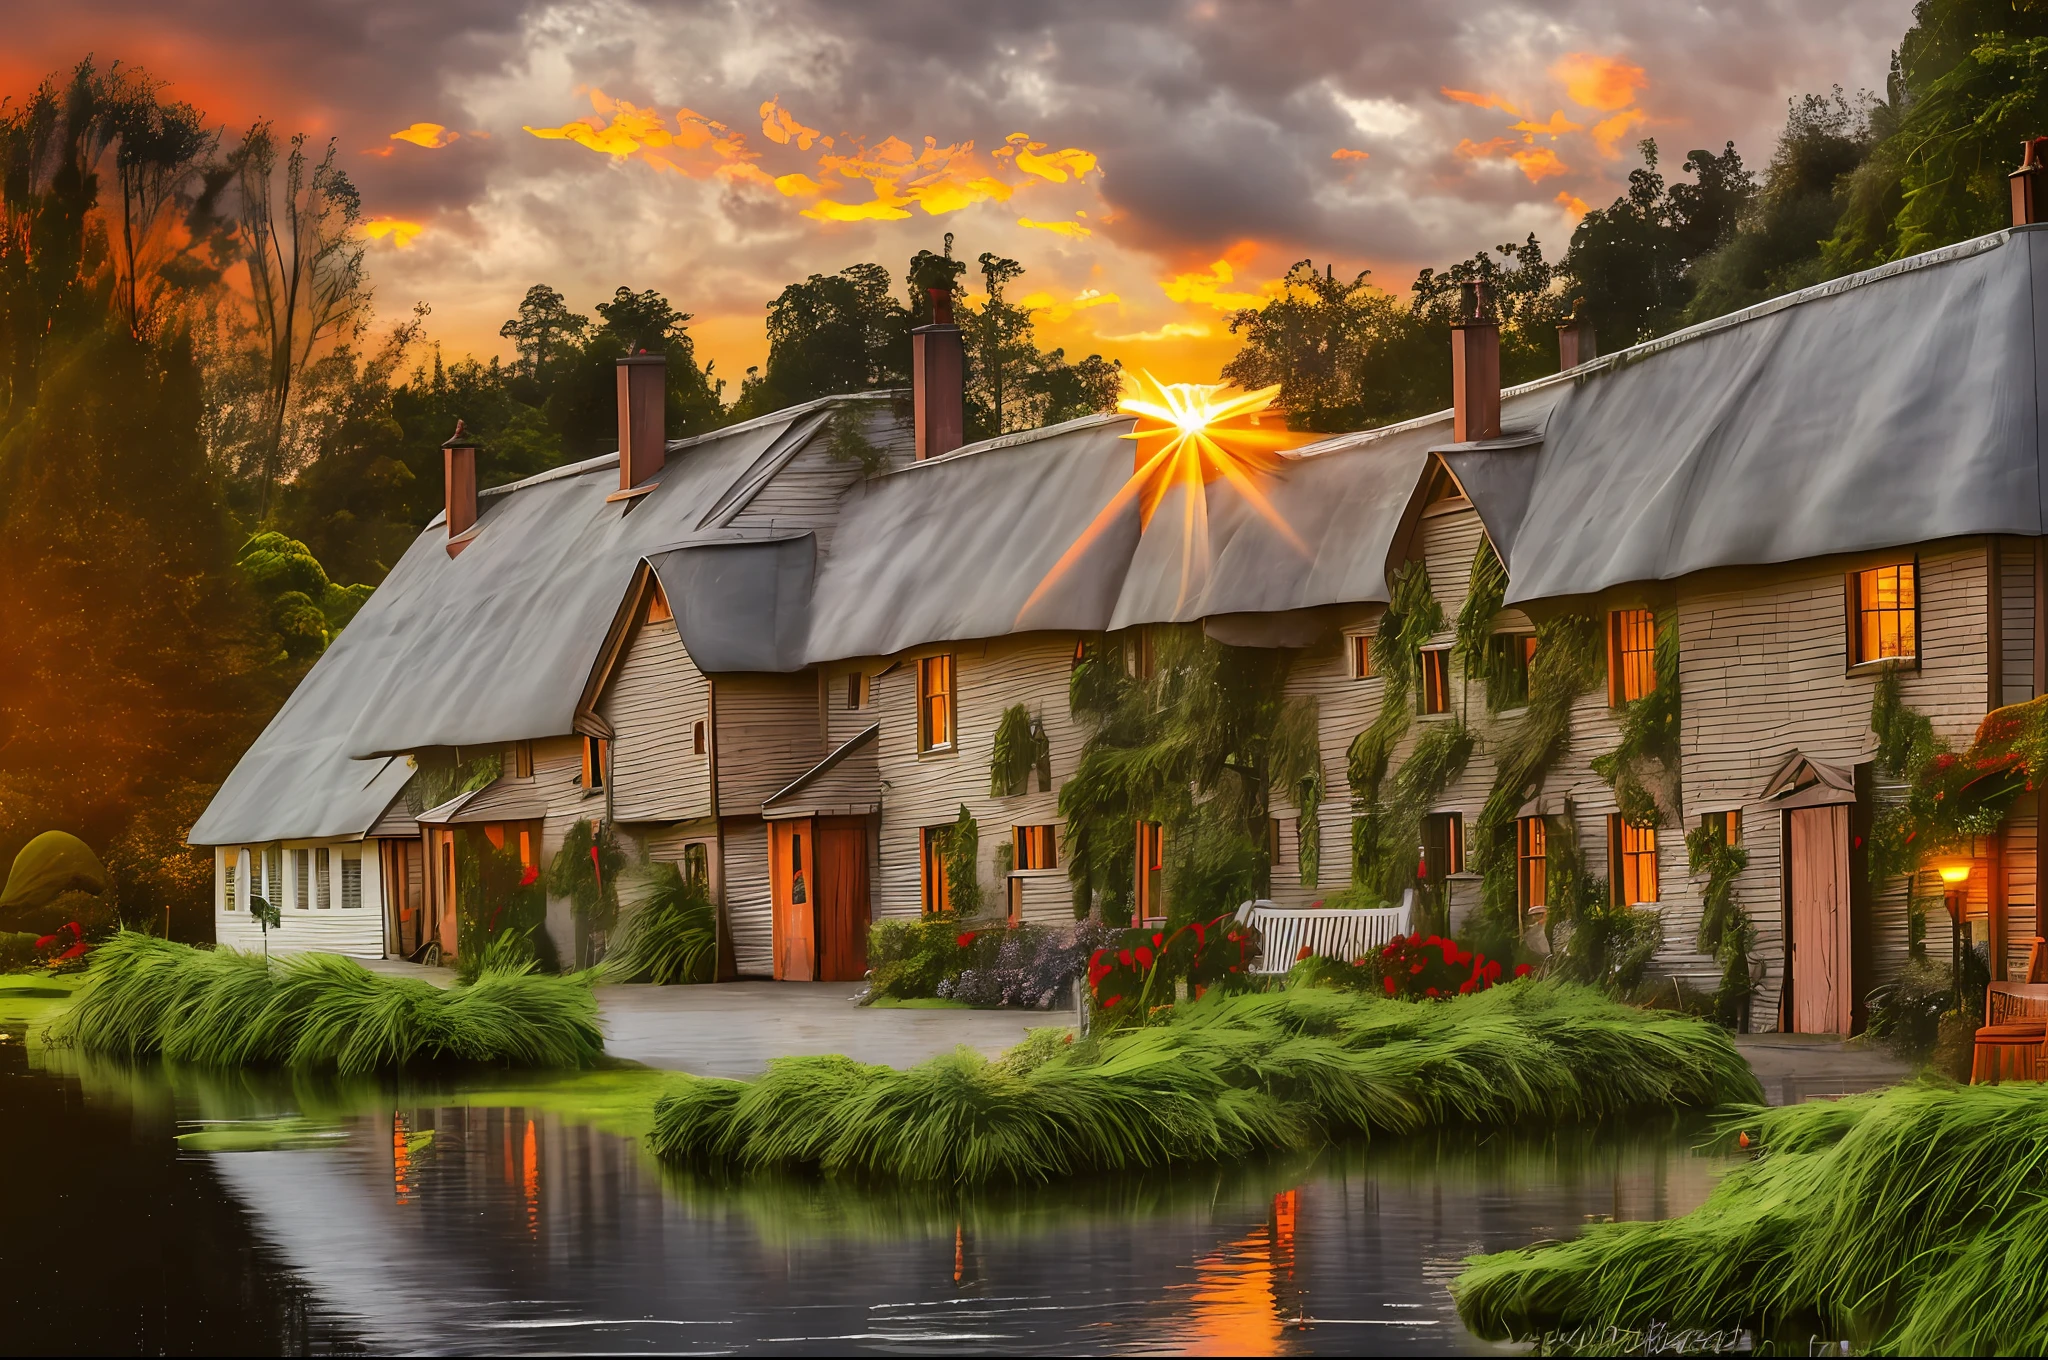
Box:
[1452,1081,2048,1354]
[650,980,1757,1183]
[48,932,603,1073]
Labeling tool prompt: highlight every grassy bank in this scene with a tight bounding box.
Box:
[1452,1081,2048,1354]
[48,933,604,1073]
[649,980,1758,1184]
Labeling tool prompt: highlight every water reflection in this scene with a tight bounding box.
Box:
[3,1044,1730,1356]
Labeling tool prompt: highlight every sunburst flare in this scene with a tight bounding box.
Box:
[1019,372,1308,624]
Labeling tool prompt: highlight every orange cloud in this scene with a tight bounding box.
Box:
[759,97,829,150]
[1590,108,1647,156]
[1017,287,1119,321]
[1330,147,1371,161]
[525,92,766,182]
[1442,87,1519,115]
[1162,247,1277,312]
[1509,146,1568,182]
[1097,321,1212,342]
[1004,136,1098,183]
[1510,110,1583,138]
[1554,53,1646,112]
[390,122,458,149]
[361,218,424,248]
[1019,217,1092,238]
[1456,136,1520,160]
[1555,190,1590,218]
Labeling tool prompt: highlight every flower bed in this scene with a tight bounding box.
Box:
[865,916,1116,1009]
[649,980,1759,1184]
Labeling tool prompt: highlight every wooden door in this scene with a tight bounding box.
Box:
[433,829,460,961]
[1789,805,1853,1034]
[769,818,815,981]
[814,818,871,982]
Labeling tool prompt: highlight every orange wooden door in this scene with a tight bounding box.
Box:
[1789,805,1853,1034]
[815,818,871,982]
[769,819,815,981]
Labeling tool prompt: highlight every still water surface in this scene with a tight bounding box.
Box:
[1,1033,1727,1356]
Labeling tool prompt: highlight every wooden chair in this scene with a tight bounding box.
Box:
[1972,961,2048,1084]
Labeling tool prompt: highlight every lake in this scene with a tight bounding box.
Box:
[0,1029,1728,1356]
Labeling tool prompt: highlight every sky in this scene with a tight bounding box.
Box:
[7,0,1914,388]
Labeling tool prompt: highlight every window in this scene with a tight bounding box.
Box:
[683,842,709,887]
[223,855,238,912]
[1517,817,1547,917]
[1611,817,1659,905]
[340,851,362,909]
[844,671,869,710]
[1421,812,1465,881]
[1851,563,1917,664]
[1487,633,1537,709]
[646,585,673,624]
[920,826,952,915]
[1348,633,1374,679]
[265,846,283,909]
[441,836,456,909]
[1608,609,1657,705]
[1135,821,1166,922]
[1701,809,1741,850]
[315,846,332,909]
[917,655,955,752]
[693,720,707,756]
[582,734,609,789]
[1127,629,1156,680]
[514,740,534,779]
[518,828,533,868]
[1419,648,1452,715]
[1014,824,1058,871]
[292,848,309,910]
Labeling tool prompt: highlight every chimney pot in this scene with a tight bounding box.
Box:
[616,354,667,493]
[1557,298,1597,371]
[2012,137,2048,226]
[911,289,965,460]
[1450,301,1501,444]
[442,420,479,556]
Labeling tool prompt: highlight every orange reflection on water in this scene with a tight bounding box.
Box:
[522,1119,539,1239]
[1171,1187,1303,1356]
[392,1113,413,1203]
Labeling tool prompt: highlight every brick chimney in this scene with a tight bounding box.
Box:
[2011,137,2048,226]
[1451,281,1501,442]
[1557,297,1596,371]
[613,352,666,499]
[911,286,964,460]
[442,420,478,557]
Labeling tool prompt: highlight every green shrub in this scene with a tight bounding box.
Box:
[1453,1082,2048,1354]
[606,864,716,984]
[49,931,603,1072]
[651,981,1758,1183]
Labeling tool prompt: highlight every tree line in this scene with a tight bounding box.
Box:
[4,0,2043,933]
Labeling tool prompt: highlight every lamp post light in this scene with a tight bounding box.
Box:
[1939,862,1973,1008]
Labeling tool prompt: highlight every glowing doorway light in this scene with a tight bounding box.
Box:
[1018,372,1308,624]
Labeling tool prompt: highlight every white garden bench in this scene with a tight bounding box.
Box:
[1234,893,1415,975]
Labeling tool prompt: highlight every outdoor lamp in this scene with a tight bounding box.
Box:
[1939,862,1973,1004]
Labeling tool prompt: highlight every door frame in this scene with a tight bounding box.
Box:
[769,818,815,981]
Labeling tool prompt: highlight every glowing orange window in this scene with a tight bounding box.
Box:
[1608,609,1657,705]
[1612,817,1659,905]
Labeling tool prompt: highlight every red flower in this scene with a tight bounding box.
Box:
[1383,976,1397,996]
[1135,946,1154,969]
[34,933,55,950]
[1515,963,1532,978]
[1296,945,1313,962]
[57,942,89,960]
[1119,949,1134,968]
[1090,948,1107,966]
[1425,987,1439,997]
[1152,932,1165,949]
[1104,994,1122,1009]
[957,932,978,948]
[519,864,540,887]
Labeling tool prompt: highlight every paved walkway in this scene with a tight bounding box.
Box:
[363,958,1922,1092]
[1734,1031,1915,1105]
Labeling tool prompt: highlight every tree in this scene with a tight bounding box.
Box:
[230,123,370,518]
[730,262,908,419]
[544,284,722,456]
[104,67,223,342]
[497,284,590,396]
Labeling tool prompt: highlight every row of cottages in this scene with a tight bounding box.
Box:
[187,214,2048,1034]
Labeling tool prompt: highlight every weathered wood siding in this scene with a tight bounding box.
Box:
[1676,543,1994,1022]
[872,635,1087,921]
[726,407,914,557]
[213,840,384,957]
[2002,538,2036,707]
[1278,605,1381,908]
[600,619,712,823]
[723,816,773,974]
[713,674,826,816]
[532,734,600,962]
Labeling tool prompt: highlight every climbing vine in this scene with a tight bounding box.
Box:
[1346,560,1445,891]
[989,704,1051,797]
[1593,609,1682,829]
[1687,819,1755,1027]
[944,803,983,915]
[1467,612,1605,959]
[1270,695,1324,888]
[1543,816,1662,993]
[548,817,628,966]
[1453,539,1513,711]
[1061,627,1310,925]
